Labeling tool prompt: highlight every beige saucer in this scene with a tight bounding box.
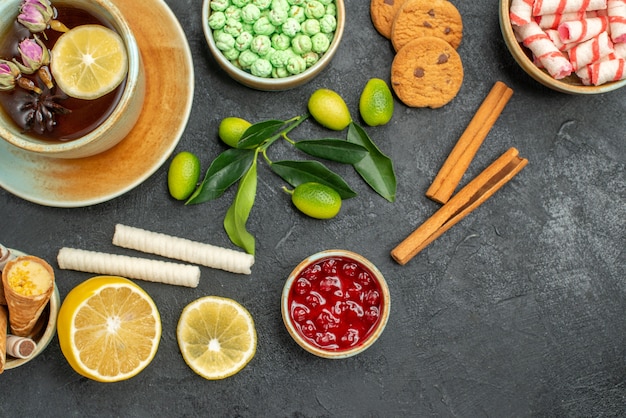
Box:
[0,0,194,207]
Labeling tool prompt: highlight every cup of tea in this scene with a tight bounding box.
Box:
[0,0,145,159]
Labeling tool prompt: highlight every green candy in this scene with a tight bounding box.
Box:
[288,5,306,22]
[271,0,289,11]
[271,33,291,50]
[253,16,275,35]
[231,0,250,7]
[286,55,307,74]
[210,0,230,12]
[301,18,320,36]
[250,58,273,77]
[304,0,325,19]
[223,48,241,60]
[281,17,301,37]
[214,30,236,51]
[235,31,254,51]
[268,8,288,26]
[302,50,319,67]
[319,14,336,33]
[251,35,272,55]
[208,11,227,30]
[311,32,330,53]
[241,4,261,23]
[253,0,271,10]
[239,49,259,68]
[224,5,242,20]
[291,34,312,54]
[272,66,290,78]
[269,49,294,67]
[224,18,244,37]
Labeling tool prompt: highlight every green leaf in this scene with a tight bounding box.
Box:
[270,160,357,199]
[237,119,286,149]
[186,148,255,204]
[294,139,368,164]
[347,122,396,202]
[224,159,257,255]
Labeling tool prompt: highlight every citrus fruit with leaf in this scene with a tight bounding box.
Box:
[359,78,394,126]
[57,276,161,382]
[177,296,257,380]
[288,182,342,219]
[168,151,201,200]
[307,88,351,131]
[219,117,252,148]
[50,25,128,100]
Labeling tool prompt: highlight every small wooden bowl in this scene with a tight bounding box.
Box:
[499,0,626,94]
[281,250,390,359]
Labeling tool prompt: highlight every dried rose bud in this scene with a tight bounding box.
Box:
[17,0,54,33]
[14,36,50,74]
[0,60,20,91]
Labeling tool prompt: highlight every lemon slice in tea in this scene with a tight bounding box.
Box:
[57,276,161,382]
[177,296,257,380]
[51,24,128,100]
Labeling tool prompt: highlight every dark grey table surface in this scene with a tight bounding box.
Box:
[1,0,625,416]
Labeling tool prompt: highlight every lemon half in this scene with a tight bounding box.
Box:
[177,296,257,380]
[57,276,161,382]
[51,25,128,100]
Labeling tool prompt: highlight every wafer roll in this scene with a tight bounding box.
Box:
[6,335,36,359]
[112,224,255,275]
[57,247,201,288]
[2,256,54,337]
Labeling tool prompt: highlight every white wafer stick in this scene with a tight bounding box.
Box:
[112,224,255,275]
[57,247,200,288]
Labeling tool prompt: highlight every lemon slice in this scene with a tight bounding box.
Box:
[50,24,128,100]
[177,296,257,380]
[57,276,161,382]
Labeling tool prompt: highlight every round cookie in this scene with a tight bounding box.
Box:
[390,36,463,108]
[370,0,408,39]
[391,0,463,52]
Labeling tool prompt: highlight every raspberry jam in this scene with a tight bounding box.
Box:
[285,253,388,354]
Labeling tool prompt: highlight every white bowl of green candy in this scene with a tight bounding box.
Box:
[202,0,345,91]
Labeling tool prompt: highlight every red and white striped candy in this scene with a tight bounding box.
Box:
[608,0,626,42]
[532,0,607,16]
[535,11,586,29]
[568,31,615,70]
[576,57,625,83]
[558,16,609,42]
[514,21,574,78]
[511,0,535,25]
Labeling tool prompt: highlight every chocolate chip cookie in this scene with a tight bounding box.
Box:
[391,0,463,51]
[370,0,408,39]
[391,36,464,108]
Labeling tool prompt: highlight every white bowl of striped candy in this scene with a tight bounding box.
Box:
[500,0,626,94]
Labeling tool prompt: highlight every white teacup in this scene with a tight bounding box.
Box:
[0,0,145,159]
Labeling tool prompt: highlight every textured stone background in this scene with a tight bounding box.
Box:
[1,0,625,416]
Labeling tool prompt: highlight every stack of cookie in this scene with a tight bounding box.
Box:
[370,0,464,108]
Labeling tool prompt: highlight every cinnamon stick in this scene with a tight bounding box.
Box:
[426,81,514,204]
[391,147,528,265]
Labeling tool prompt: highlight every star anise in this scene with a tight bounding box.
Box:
[20,84,71,135]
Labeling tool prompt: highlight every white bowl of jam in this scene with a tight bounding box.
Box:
[281,250,390,359]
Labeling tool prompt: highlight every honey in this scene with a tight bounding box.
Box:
[0,4,126,142]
